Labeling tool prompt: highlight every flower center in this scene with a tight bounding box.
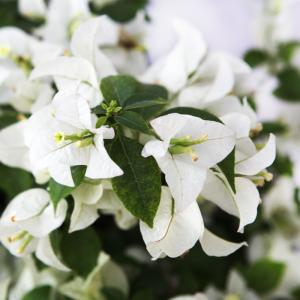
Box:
[54,129,94,148]
[7,231,33,254]
[0,46,33,75]
[224,294,240,300]
[250,170,273,187]
[168,134,208,161]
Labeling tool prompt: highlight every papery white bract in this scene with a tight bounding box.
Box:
[0,189,69,271]
[142,113,235,211]
[25,88,123,187]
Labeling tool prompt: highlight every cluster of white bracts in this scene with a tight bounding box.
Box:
[0,0,276,274]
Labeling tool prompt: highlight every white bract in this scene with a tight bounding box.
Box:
[0,189,68,271]
[25,88,123,187]
[142,113,235,211]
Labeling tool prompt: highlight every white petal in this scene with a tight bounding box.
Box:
[221,113,251,139]
[235,134,276,175]
[142,140,169,158]
[200,229,247,257]
[71,17,116,79]
[140,187,204,258]
[36,237,70,271]
[0,121,31,171]
[30,57,98,88]
[18,0,46,18]
[19,199,68,238]
[85,137,123,179]
[156,154,207,212]
[0,188,49,224]
[48,163,74,187]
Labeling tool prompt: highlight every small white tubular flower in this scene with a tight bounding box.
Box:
[140,187,204,260]
[142,113,235,211]
[18,0,46,20]
[0,189,69,271]
[141,19,206,93]
[202,171,261,233]
[69,182,103,233]
[25,89,123,187]
[199,229,247,257]
[98,181,137,230]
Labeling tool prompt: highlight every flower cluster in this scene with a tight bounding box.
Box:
[0,0,279,299]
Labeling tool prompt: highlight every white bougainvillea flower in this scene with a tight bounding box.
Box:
[178,52,250,107]
[25,88,123,187]
[35,0,91,44]
[0,27,62,113]
[0,189,69,271]
[205,270,259,300]
[141,19,206,93]
[69,182,104,233]
[140,187,204,259]
[59,252,129,300]
[202,117,276,233]
[98,181,137,230]
[140,187,245,260]
[18,0,46,20]
[142,113,235,211]
[98,12,148,76]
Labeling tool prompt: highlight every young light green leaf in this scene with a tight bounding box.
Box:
[115,111,154,136]
[48,165,87,208]
[109,132,161,227]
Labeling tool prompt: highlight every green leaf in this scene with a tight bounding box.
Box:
[124,98,167,110]
[272,153,293,177]
[100,75,168,117]
[0,164,33,199]
[244,259,286,295]
[48,165,86,208]
[292,286,300,299]
[244,49,269,67]
[100,75,138,106]
[22,286,51,300]
[115,111,153,136]
[274,67,300,101]
[60,227,101,277]
[261,121,289,135]
[101,288,127,300]
[90,0,148,23]
[109,132,161,227]
[278,41,300,64]
[218,148,236,193]
[161,107,222,123]
[132,290,154,300]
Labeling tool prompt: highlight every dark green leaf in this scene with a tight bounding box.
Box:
[48,165,86,208]
[101,287,127,300]
[100,75,138,106]
[132,290,154,300]
[272,153,293,177]
[261,121,289,135]
[109,132,161,227]
[60,227,101,277]
[161,107,222,123]
[274,67,300,101]
[22,286,51,300]
[292,286,300,299]
[278,41,300,64]
[115,111,153,135]
[100,75,168,117]
[0,164,33,199]
[244,259,286,295]
[124,98,167,110]
[244,49,269,67]
[218,148,236,193]
[90,0,148,23]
